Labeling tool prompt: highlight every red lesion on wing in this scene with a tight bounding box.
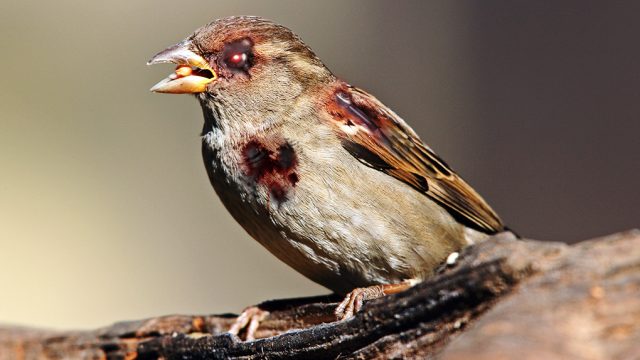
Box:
[323,83,504,234]
[241,139,299,203]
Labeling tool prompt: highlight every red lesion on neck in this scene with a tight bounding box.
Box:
[241,138,299,203]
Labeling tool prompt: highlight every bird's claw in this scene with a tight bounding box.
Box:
[335,280,418,320]
[228,306,269,341]
[334,285,385,320]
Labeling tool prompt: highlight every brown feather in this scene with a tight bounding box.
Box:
[326,85,504,234]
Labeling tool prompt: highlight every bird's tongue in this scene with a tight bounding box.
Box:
[171,65,215,80]
[150,65,216,94]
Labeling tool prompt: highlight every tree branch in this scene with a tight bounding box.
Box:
[1,231,638,359]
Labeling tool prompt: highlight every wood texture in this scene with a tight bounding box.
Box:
[1,230,638,359]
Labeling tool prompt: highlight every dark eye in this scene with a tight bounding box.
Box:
[222,39,253,71]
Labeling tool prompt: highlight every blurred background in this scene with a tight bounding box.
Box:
[1,0,638,329]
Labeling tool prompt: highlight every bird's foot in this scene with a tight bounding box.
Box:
[335,280,417,320]
[227,306,269,341]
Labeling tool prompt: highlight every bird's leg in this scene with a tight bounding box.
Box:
[227,295,340,341]
[335,279,419,320]
[227,306,269,341]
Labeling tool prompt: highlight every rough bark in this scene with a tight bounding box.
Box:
[1,230,638,360]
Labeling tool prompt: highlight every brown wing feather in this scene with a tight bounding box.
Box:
[326,86,504,234]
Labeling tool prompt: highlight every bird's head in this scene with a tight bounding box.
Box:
[148,16,334,116]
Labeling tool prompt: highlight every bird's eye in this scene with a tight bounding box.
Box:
[226,52,248,68]
[222,39,253,71]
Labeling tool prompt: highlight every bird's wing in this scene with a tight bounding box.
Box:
[325,86,504,234]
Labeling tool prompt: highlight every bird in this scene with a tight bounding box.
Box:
[148,16,506,340]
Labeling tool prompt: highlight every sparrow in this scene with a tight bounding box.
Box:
[148,16,506,340]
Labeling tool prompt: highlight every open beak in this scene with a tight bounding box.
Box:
[147,40,217,94]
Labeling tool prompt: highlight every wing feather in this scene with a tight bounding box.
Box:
[326,86,504,234]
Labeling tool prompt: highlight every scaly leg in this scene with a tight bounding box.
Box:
[335,279,419,320]
[227,306,269,341]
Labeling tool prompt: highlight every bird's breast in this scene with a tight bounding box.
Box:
[201,122,467,294]
[238,138,300,204]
